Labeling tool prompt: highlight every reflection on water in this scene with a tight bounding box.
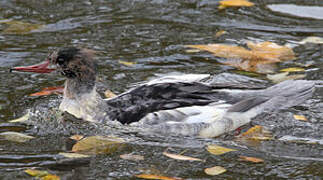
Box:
[0,0,322,179]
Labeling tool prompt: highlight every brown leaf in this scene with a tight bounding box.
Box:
[186,42,295,74]
[162,151,204,162]
[204,166,227,175]
[219,0,254,9]
[30,86,64,96]
[71,136,125,155]
[120,153,144,161]
[135,174,183,180]
[206,144,236,155]
[0,131,35,143]
[239,156,264,163]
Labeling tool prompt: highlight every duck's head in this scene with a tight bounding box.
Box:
[11,47,97,82]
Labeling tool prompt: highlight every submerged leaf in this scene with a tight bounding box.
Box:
[9,113,29,123]
[293,115,308,121]
[239,156,264,163]
[206,144,236,155]
[135,174,183,180]
[0,19,44,34]
[0,131,34,143]
[162,151,204,162]
[120,153,144,161]
[30,86,64,96]
[219,0,254,9]
[204,166,227,175]
[71,136,125,155]
[186,42,295,74]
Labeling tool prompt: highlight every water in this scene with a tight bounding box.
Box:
[0,0,322,179]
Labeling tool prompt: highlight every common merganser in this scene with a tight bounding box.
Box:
[11,47,318,137]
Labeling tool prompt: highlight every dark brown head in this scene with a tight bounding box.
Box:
[48,47,97,82]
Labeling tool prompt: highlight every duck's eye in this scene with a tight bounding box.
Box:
[57,58,64,65]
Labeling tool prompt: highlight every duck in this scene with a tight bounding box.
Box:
[10,47,318,138]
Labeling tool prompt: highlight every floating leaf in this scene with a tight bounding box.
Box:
[239,156,264,163]
[267,72,305,83]
[30,86,64,97]
[186,42,295,73]
[120,153,144,161]
[69,135,84,141]
[293,115,308,121]
[25,169,49,177]
[119,60,136,67]
[0,19,44,34]
[299,36,323,44]
[219,0,254,10]
[104,89,117,98]
[71,136,125,155]
[239,125,273,141]
[135,174,183,180]
[206,144,236,155]
[280,67,305,72]
[215,30,227,38]
[41,174,60,180]
[9,112,29,123]
[58,152,90,158]
[162,151,204,162]
[204,166,227,176]
[0,131,34,143]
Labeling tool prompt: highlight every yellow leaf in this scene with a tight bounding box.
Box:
[104,89,117,98]
[239,125,273,141]
[71,136,125,155]
[120,153,144,161]
[69,135,84,141]
[41,174,60,180]
[58,152,90,158]
[119,60,136,67]
[206,144,236,155]
[162,151,204,162]
[0,131,34,143]
[215,30,227,38]
[24,169,49,177]
[9,113,29,123]
[293,115,307,121]
[204,166,227,176]
[239,156,264,163]
[135,174,183,180]
[219,0,254,10]
[280,67,305,72]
